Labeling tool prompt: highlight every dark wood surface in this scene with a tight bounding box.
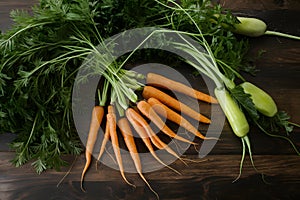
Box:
[1,1,300,200]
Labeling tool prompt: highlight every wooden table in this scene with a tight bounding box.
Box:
[1,1,300,199]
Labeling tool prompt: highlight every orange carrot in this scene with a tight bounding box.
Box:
[96,106,117,168]
[96,117,111,169]
[147,97,209,140]
[81,106,104,191]
[125,108,181,175]
[107,105,135,188]
[126,108,186,165]
[118,117,159,199]
[148,130,187,166]
[137,100,196,144]
[146,72,218,104]
[142,86,211,124]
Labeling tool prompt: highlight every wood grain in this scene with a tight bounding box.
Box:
[0,0,38,31]
[1,152,300,200]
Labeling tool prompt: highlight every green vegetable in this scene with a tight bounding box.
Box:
[233,17,267,37]
[230,85,259,120]
[214,88,249,137]
[159,0,298,182]
[233,16,300,40]
[240,82,277,117]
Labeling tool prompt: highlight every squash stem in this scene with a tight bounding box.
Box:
[265,30,300,41]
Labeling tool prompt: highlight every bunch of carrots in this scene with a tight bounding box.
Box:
[80,72,218,198]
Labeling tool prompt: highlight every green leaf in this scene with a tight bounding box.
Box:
[230,85,260,120]
[257,110,295,135]
[31,159,47,174]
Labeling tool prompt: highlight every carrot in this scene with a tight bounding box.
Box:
[148,131,187,166]
[146,72,218,104]
[137,100,197,144]
[126,108,186,165]
[147,97,209,140]
[107,105,135,188]
[142,86,211,124]
[96,105,115,168]
[81,106,104,192]
[125,108,181,175]
[95,116,111,169]
[118,117,159,199]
